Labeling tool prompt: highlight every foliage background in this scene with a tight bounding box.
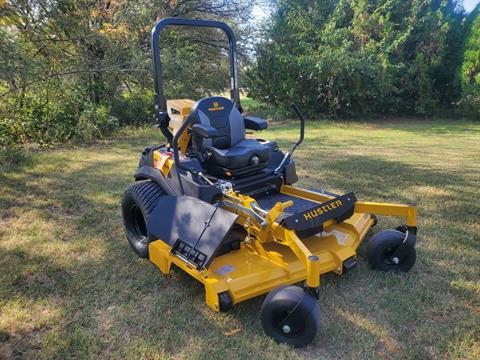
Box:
[0,0,255,154]
[247,0,480,118]
[460,5,480,116]
[1,0,480,158]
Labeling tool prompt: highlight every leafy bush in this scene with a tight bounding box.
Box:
[111,90,154,126]
[0,117,15,149]
[75,105,119,141]
[0,145,27,170]
[0,84,84,145]
[1,83,120,147]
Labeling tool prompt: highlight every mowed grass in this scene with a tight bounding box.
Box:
[0,120,479,359]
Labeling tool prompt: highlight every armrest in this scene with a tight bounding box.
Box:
[191,124,220,138]
[244,116,268,131]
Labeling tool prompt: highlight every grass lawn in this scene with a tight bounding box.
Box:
[0,120,479,359]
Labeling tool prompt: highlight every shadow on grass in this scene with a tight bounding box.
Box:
[373,121,480,135]
[295,154,479,221]
[0,147,280,358]
[0,136,478,359]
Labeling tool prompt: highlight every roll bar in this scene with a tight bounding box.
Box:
[151,18,242,142]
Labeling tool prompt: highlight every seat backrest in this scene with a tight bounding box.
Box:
[189,96,245,149]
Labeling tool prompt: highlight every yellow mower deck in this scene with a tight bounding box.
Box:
[148,185,415,311]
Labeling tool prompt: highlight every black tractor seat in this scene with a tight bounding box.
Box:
[208,138,270,168]
[189,96,271,177]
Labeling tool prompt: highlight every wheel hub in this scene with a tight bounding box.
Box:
[131,205,148,240]
[282,324,291,334]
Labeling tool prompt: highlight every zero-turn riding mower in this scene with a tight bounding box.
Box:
[121,18,418,347]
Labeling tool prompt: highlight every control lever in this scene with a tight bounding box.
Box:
[274,103,305,174]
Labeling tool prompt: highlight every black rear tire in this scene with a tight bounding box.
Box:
[367,229,416,272]
[260,286,320,348]
[122,180,164,258]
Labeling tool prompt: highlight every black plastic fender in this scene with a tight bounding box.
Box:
[147,195,238,269]
[134,165,177,196]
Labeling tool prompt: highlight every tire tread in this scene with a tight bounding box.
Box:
[122,180,165,258]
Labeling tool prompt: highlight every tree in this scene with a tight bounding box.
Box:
[0,0,255,147]
[460,4,480,117]
[246,0,468,117]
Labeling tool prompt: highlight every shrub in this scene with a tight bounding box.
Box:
[75,105,119,141]
[111,89,154,126]
[0,142,28,171]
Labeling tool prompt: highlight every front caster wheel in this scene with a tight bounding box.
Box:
[367,229,416,272]
[260,286,320,348]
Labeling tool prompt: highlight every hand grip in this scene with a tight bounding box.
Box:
[290,103,305,152]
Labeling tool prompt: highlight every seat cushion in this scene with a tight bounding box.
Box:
[207,139,271,169]
[190,96,245,149]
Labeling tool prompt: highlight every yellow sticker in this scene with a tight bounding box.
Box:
[208,101,225,111]
[153,151,172,176]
